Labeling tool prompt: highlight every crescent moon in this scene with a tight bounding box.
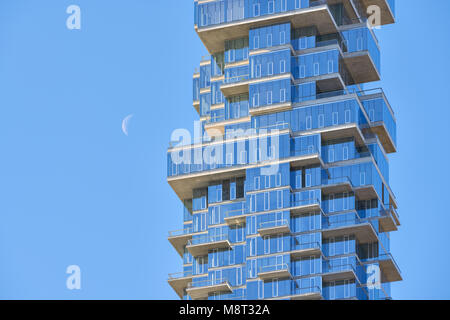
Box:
[122,114,133,136]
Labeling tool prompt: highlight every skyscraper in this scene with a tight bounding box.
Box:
[168,0,400,300]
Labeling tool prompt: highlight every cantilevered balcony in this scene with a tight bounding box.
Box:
[220,74,250,97]
[379,253,402,282]
[290,198,322,215]
[258,220,291,236]
[323,211,378,243]
[322,263,360,282]
[291,241,323,259]
[224,206,246,225]
[291,285,323,300]
[359,89,397,153]
[358,0,395,25]
[186,234,231,257]
[168,271,194,299]
[168,227,195,257]
[195,1,339,54]
[258,264,292,280]
[186,278,232,300]
[378,208,399,232]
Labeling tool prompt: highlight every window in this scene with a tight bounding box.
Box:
[253,3,260,17]
[345,109,351,123]
[277,235,283,252]
[272,279,279,297]
[258,280,264,299]
[264,192,270,210]
[211,249,219,267]
[344,235,350,254]
[254,176,261,190]
[329,148,335,162]
[330,281,336,300]
[250,194,256,212]
[305,173,312,187]
[267,91,273,105]
[267,33,273,47]
[277,190,283,208]
[276,173,282,187]
[296,174,301,189]
[229,48,235,62]
[280,60,286,73]
[360,172,366,185]
[268,1,275,14]
[295,0,301,9]
[256,64,261,78]
[329,194,335,212]
[332,112,338,125]
[236,267,243,286]
[329,238,335,256]
[280,31,286,44]
[249,259,257,278]
[264,235,270,254]
[314,62,319,76]
[280,88,286,103]
[328,60,334,73]
[265,175,270,188]
[253,93,260,107]
[343,146,349,161]
[299,65,306,78]
[254,35,260,49]
[318,114,324,128]
[344,280,350,298]
[343,192,349,210]
[268,62,274,75]
[249,215,257,234]
[250,237,257,256]
[306,116,312,130]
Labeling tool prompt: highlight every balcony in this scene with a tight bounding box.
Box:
[323,211,378,244]
[258,219,291,236]
[290,198,322,215]
[168,227,194,257]
[291,285,323,300]
[250,101,293,116]
[379,253,402,283]
[224,207,246,225]
[359,89,397,153]
[258,264,292,280]
[168,271,194,299]
[321,177,353,195]
[358,0,395,25]
[291,241,323,259]
[186,234,231,257]
[322,263,359,282]
[195,1,339,54]
[221,74,250,96]
[378,208,398,232]
[187,278,232,300]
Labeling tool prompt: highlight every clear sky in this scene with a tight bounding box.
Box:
[0,0,448,300]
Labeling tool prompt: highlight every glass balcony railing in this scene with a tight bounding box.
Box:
[258,219,290,230]
[259,263,290,274]
[291,240,322,252]
[291,198,321,208]
[323,211,378,235]
[292,285,322,298]
[168,227,194,238]
[188,278,230,289]
[224,74,250,85]
[188,233,229,246]
[168,271,194,280]
[224,206,246,220]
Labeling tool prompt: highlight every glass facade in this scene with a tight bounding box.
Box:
[168,0,399,300]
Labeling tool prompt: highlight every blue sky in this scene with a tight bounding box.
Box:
[0,0,448,300]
